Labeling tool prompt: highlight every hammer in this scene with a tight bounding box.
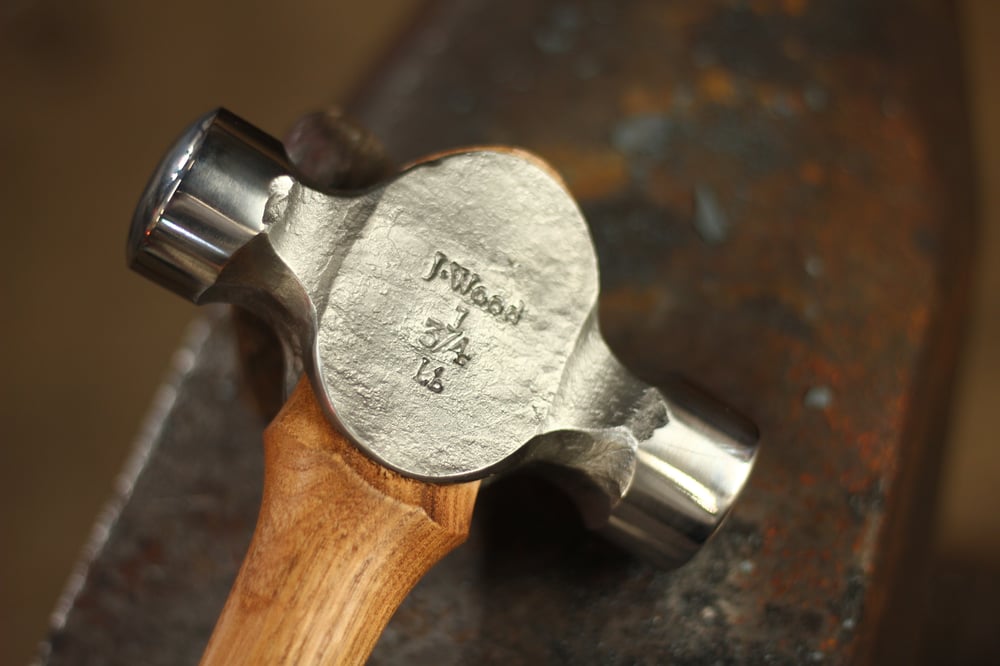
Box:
[128,108,758,664]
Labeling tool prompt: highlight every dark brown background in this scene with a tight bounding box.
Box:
[1,1,997,664]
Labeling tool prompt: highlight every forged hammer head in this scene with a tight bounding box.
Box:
[129,109,758,567]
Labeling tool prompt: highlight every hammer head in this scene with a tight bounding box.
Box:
[130,109,758,567]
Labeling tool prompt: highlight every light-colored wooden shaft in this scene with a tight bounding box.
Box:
[201,378,480,665]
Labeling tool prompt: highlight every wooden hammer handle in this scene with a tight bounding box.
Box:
[201,378,479,665]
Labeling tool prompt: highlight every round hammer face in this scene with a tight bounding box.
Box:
[270,151,600,480]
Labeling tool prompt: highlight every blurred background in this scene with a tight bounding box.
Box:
[0,1,997,664]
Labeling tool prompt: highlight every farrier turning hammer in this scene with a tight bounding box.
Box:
[128,109,758,664]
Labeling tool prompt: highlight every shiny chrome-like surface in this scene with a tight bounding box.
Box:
[129,109,291,301]
[128,109,759,567]
[528,312,758,567]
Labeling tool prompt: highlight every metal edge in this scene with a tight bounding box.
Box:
[33,307,227,665]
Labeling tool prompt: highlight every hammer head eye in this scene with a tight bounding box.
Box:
[265,150,603,481]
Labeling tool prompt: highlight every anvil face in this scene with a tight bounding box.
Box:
[265,152,600,479]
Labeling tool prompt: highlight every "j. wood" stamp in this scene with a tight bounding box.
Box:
[422,250,525,325]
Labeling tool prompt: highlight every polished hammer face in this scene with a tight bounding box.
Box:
[130,109,759,567]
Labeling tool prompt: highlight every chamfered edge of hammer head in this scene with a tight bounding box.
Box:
[128,108,291,302]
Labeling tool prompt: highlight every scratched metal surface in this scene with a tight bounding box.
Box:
[42,0,972,664]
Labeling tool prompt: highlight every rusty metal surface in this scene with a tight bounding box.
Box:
[43,0,972,664]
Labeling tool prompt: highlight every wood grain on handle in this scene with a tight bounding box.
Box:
[201,378,480,665]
